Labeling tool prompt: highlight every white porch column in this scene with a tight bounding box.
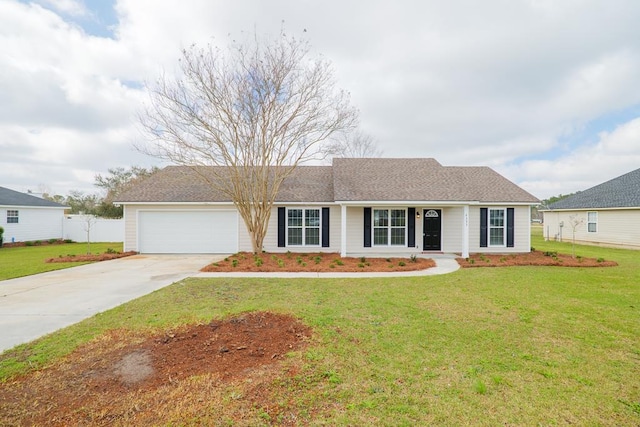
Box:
[462,205,470,258]
[340,204,347,257]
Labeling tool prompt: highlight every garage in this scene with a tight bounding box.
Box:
[138,210,238,254]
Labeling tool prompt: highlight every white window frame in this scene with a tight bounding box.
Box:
[488,208,506,247]
[7,210,18,224]
[372,208,407,247]
[286,208,321,247]
[587,211,597,233]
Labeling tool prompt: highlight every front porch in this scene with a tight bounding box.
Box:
[339,204,471,258]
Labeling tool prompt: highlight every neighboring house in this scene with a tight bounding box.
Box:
[115,158,539,257]
[0,186,68,243]
[541,168,640,249]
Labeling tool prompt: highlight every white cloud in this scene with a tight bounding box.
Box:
[2,0,640,197]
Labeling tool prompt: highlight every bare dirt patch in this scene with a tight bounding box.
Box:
[0,312,313,426]
[45,251,137,263]
[457,250,617,268]
[201,251,435,273]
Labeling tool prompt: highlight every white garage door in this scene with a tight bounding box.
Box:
[138,211,238,254]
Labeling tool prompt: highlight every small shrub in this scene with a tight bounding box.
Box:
[25,241,34,246]
[314,256,322,264]
[64,239,74,243]
[398,261,406,267]
[469,259,475,264]
[254,257,263,267]
[48,238,58,244]
[105,248,118,254]
[334,259,344,266]
[301,262,307,267]
[499,257,507,263]
[296,256,303,265]
[270,255,277,261]
[357,263,365,268]
[34,240,42,245]
[597,257,605,263]
[543,251,558,257]
[224,257,229,262]
[385,258,391,262]
[212,262,219,267]
[388,264,394,268]
[231,259,239,268]
[365,262,370,266]
[410,254,417,263]
[576,255,583,263]
[277,259,285,268]
[359,256,366,263]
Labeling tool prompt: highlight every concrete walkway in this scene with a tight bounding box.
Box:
[0,254,220,353]
[0,254,460,354]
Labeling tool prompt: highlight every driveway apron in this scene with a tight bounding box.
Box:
[0,254,220,353]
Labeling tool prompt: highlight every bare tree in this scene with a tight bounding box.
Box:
[323,130,383,158]
[568,215,584,258]
[138,30,358,252]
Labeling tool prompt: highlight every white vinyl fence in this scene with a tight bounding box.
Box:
[62,215,124,243]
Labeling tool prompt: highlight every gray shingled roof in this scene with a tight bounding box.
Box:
[332,158,539,203]
[116,159,539,204]
[116,166,335,203]
[547,168,640,210]
[0,186,67,208]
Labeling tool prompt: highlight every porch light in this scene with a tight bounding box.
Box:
[416,210,421,219]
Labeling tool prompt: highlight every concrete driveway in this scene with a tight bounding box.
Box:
[0,254,221,353]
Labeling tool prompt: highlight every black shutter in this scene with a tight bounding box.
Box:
[277,207,286,247]
[480,208,488,248]
[407,207,415,248]
[507,208,515,248]
[364,207,372,247]
[322,207,330,247]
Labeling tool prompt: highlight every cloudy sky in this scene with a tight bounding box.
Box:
[2,0,640,200]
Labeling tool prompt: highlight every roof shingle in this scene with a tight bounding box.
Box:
[116,159,539,204]
[547,168,640,209]
[0,187,67,208]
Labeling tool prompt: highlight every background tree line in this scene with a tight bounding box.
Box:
[42,166,159,218]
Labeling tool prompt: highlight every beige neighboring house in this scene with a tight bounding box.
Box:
[115,158,539,257]
[541,168,640,249]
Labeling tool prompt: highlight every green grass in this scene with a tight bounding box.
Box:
[0,242,124,281]
[1,231,639,424]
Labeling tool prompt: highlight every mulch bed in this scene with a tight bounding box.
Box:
[46,251,138,263]
[1,239,69,248]
[201,252,435,273]
[456,250,617,268]
[0,312,313,426]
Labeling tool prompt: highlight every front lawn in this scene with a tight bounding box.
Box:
[1,233,638,425]
[0,242,124,281]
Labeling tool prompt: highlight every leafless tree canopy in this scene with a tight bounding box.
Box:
[323,130,383,158]
[138,31,358,252]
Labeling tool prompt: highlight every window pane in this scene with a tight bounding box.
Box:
[288,227,302,245]
[305,209,320,227]
[588,223,597,232]
[305,228,320,245]
[588,212,597,222]
[390,209,405,227]
[288,209,302,227]
[490,228,504,246]
[390,228,405,245]
[490,209,504,227]
[373,228,388,245]
[373,209,388,227]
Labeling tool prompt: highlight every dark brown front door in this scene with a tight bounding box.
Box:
[423,209,442,251]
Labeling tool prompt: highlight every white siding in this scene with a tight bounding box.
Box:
[542,209,640,249]
[1,207,65,243]
[262,205,341,253]
[469,206,531,253]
